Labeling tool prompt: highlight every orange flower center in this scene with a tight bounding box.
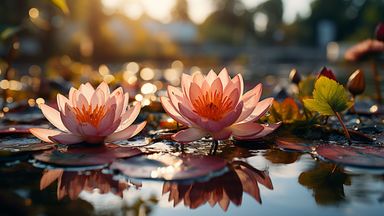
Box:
[73,105,107,127]
[191,90,233,121]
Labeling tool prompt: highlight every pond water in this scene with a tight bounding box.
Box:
[1,137,383,216]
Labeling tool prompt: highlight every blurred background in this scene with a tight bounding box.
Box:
[0,0,384,112]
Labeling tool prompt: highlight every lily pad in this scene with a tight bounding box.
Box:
[316,144,384,169]
[0,125,48,134]
[111,153,227,181]
[275,137,316,152]
[34,144,142,166]
[4,112,44,123]
[0,135,53,153]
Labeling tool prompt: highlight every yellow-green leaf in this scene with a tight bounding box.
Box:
[303,76,353,116]
[0,26,21,41]
[298,75,316,98]
[50,0,69,14]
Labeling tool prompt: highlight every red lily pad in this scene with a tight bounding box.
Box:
[275,137,316,152]
[316,144,384,169]
[111,153,227,181]
[34,144,142,166]
[0,136,54,154]
[0,125,48,134]
[4,112,44,123]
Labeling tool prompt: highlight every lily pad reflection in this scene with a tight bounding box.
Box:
[111,153,227,181]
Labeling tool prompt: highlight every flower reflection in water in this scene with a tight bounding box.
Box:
[40,169,140,200]
[162,160,273,211]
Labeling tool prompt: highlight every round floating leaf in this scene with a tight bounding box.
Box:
[4,112,44,123]
[0,135,53,153]
[0,125,48,134]
[316,144,384,169]
[111,153,227,181]
[34,144,142,166]
[275,137,316,153]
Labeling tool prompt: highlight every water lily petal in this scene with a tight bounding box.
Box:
[100,118,121,136]
[78,83,95,99]
[39,104,68,132]
[68,87,77,105]
[97,104,116,133]
[189,82,204,107]
[218,68,230,87]
[181,73,192,100]
[234,123,281,140]
[76,93,88,110]
[61,104,80,134]
[96,82,110,99]
[178,103,202,125]
[78,122,98,136]
[216,100,244,128]
[192,72,205,87]
[230,122,264,137]
[210,77,223,95]
[49,133,84,145]
[30,128,62,143]
[212,129,232,140]
[240,98,273,123]
[168,86,192,111]
[122,93,129,114]
[57,93,70,112]
[236,84,262,123]
[206,69,217,85]
[172,127,208,143]
[117,102,142,131]
[40,169,63,190]
[160,97,191,126]
[105,121,146,142]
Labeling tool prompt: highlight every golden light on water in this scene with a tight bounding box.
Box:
[36,98,45,105]
[135,94,143,101]
[98,64,110,76]
[140,67,155,80]
[0,80,10,89]
[141,83,157,94]
[28,99,36,107]
[29,8,39,19]
[125,62,140,73]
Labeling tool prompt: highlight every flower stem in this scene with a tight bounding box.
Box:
[371,59,382,105]
[210,140,219,155]
[335,111,351,144]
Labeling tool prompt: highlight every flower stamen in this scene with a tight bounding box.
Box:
[73,105,107,127]
[192,90,233,121]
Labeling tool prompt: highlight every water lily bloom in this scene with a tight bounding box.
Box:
[317,67,336,81]
[375,23,384,41]
[40,169,138,200]
[344,39,384,61]
[160,68,280,143]
[162,160,273,211]
[30,82,146,145]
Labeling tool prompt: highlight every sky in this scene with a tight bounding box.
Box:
[101,0,314,24]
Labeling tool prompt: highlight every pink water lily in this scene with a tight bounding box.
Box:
[160,68,280,143]
[30,82,146,145]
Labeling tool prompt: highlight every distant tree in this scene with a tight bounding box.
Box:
[199,0,254,45]
[251,0,284,43]
[171,0,190,22]
[285,0,384,45]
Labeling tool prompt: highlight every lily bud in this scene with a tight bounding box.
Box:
[375,23,384,42]
[289,68,301,85]
[317,67,337,81]
[347,69,365,96]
